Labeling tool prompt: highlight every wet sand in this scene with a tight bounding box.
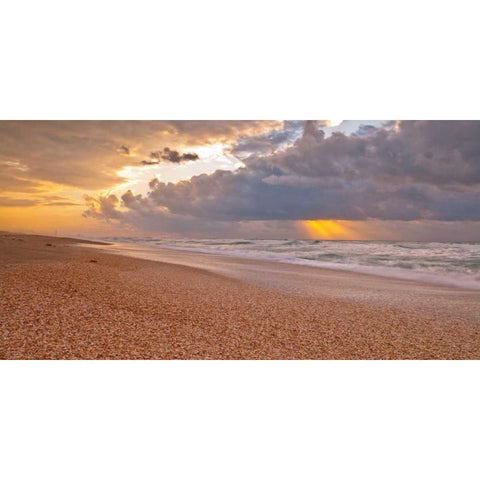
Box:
[1,233,479,359]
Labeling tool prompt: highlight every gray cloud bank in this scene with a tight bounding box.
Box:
[83,121,480,236]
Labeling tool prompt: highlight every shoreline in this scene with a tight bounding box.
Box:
[82,240,480,299]
[80,237,480,292]
[1,233,479,359]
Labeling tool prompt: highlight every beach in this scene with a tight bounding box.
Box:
[1,233,479,359]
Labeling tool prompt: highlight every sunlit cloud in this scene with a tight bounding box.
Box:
[112,142,244,197]
[3,120,480,240]
[325,120,343,127]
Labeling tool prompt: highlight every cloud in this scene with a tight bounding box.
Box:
[0,196,39,207]
[351,124,379,137]
[0,120,282,191]
[83,194,123,221]
[229,120,304,158]
[142,148,200,165]
[84,121,480,232]
[116,145,131,155]
[0,159,45,193]
[181,152,200,161]
[273,120,480,187]
[0,191,81,208]
[140,160,160,166]
[43,201,81,206]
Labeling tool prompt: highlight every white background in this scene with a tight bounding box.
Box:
[1,1,479,479]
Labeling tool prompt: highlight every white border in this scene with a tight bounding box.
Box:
[1,1,479,119]
[1,1,479,479]
[1,361,478,480]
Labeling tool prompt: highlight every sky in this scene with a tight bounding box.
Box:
[1,120,480,241]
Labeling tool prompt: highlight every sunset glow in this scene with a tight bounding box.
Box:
[302,220,361,240]
[1,120,480,240]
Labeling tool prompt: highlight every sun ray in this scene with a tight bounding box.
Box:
[302,220,361,240]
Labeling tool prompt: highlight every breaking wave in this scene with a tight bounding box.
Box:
[96,237,480,289]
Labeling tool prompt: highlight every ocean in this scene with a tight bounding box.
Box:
[95,237,480,290]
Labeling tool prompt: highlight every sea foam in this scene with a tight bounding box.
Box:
[97,237,480,289]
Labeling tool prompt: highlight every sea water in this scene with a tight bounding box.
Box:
[96,237,480,289]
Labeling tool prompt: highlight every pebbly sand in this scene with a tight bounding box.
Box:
[1,233,479,359]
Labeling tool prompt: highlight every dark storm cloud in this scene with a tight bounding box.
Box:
[84,121,480,227]
[142,148,200,165]
[273,120,480,186]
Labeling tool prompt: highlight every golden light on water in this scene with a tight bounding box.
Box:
[302,219,360,240]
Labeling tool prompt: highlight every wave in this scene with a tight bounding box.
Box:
[97,237,480,289]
